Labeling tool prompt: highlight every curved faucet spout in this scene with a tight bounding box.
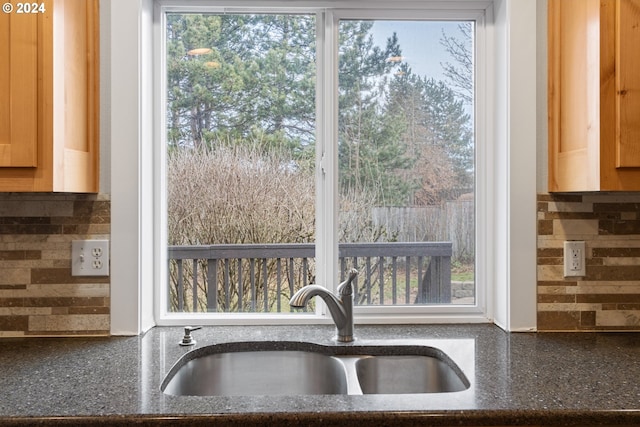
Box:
[289,285,347,329]
[289,268,359,342]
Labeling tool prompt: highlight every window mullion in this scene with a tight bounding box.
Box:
[315,10,339,298]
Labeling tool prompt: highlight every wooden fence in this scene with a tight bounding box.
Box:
[371,200,474,262]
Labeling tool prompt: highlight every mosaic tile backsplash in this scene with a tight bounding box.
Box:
[538,193,640,331]
[0,194,110,337]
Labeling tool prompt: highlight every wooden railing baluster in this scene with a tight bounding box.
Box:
[167,242,454,313]
[250,258,256,312]
[207,259,217,312]
[177,259,184,311]
[192,259,198,312]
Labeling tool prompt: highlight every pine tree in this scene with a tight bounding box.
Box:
[385,69,473,203]
[165,13,316,155]
[421,78,473,192]
[338,23,415,205]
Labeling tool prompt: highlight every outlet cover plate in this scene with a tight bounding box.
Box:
[563,241,586,277]
[72,240,110,276]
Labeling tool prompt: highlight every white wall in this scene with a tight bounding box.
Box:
[108,0,157,335]
[500,0,537,331]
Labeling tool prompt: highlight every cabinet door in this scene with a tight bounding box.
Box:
[56,0,99,192]
[0,12,40,167]
[616,0,640,167]
[548,0,601,191]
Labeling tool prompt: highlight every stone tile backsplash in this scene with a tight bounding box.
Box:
[538,193,640,331]
[0,191,638,335]
[0,194,110,337]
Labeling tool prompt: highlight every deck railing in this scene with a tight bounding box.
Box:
[167,242,452,313]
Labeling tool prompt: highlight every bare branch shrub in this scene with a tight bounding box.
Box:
[339,187,394,244]
[412,144,457,205]
[168,143,316,246]
[167,141,406,312]
[167,142,317,312]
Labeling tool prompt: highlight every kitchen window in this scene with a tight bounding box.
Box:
[154,1,491,325]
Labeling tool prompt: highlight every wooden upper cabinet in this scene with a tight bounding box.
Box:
[0,0,99,192]
[0,11,39,167]
[616,0,640,168]
[548,0,640,192]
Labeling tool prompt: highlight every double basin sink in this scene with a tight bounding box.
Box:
[161,341,470,396]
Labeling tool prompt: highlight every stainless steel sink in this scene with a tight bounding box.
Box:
[161,341,470,396]
[355,355,468,394]
[162,350,347,396]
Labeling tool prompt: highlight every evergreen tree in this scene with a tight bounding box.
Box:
[166,15,473,205]
[338,23,414,205]
[421,78,473,192]
[385,68,473,203]
[165,13,316,155]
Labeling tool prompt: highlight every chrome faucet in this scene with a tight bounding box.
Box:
[289,268,358,343]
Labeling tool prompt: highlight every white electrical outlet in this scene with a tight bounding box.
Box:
[563,241,586,277]
[72,240,110,276]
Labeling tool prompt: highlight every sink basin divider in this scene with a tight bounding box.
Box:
[333,356,365,395]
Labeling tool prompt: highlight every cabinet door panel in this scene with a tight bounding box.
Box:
[0,12,39,167]
[616,0,640,167]
[548,0,601,191]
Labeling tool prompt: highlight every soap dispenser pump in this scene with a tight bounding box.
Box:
[179,326,202,346]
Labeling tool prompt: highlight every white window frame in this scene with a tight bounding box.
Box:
[152,1,490,326]
[109,0,538,334]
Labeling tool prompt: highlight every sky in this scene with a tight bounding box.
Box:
[370,20,465,83]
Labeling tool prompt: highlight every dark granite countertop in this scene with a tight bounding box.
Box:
[1,324,640,426]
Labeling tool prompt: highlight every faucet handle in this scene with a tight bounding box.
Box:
[179,325,202,346]
[338,268,359,296]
